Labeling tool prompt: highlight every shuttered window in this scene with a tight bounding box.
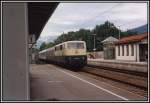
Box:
[126,45,129,56]
[122,45,124,56]
[131,44,134,56]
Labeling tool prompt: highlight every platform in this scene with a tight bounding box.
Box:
[88,59,148,73]
[30,64,147,101]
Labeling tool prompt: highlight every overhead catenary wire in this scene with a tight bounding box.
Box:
[77,3,122,28]
[78,3,146,32]
[62,3,146,38]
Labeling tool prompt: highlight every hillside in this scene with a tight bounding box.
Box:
[129,24,147,34]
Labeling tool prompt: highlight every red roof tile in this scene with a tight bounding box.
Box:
[118,32,148,44]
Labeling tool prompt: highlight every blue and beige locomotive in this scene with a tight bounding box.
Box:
[39,41,87,68]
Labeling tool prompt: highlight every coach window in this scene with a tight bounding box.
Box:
[62,44,65,49]
[60,45,62,50]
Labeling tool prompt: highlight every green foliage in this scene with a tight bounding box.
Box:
[121,30,137,38]
[39,42,46,51]
[39,42,55,51]
[92,21,121,51]
[45,42,55,49]
[40,21,137,52]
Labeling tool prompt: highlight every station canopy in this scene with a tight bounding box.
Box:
[28,2,59,41]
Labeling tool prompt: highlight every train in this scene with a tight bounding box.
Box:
[38,41,87,69]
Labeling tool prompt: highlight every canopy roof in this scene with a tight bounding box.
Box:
[28,2,58,40]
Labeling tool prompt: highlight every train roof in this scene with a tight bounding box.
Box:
[39,47,54,53]
[55,40,85,46]
[39,40,85,53]
[63,40,85,43]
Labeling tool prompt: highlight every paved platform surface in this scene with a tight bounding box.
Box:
[30,64,147,101]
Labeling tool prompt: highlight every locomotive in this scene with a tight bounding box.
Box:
[39,41,87,68]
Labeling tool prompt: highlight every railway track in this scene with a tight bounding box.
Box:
[79,66,148,97]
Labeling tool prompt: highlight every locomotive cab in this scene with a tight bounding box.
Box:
[64,41,87,68]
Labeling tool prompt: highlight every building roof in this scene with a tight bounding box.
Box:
[118,32,148,44]
[101,36,118,43]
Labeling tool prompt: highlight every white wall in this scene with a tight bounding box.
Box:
[3,3,29,100]
[116,43,139,61]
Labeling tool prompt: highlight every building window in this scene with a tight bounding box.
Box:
[118,45,120,56]
[122,45,124,56]
[126,45,129,56]
[131,44,134,56]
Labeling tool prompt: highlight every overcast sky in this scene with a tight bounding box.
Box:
[39,3,147,40]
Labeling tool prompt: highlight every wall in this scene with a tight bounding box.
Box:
[116,43,139,61]
[3,3,29,100]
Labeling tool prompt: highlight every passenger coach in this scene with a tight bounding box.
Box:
[39,41,87,68]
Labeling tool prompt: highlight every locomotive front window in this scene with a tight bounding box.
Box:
[67,42,84,49]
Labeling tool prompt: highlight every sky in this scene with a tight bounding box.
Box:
[38,3,147,42]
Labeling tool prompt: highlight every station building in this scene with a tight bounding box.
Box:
[115,32,148,62]
[101,36,118,59]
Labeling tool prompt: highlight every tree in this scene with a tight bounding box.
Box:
[92,21,120,51]
[39,42,46,51]
[45,42,55,49]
